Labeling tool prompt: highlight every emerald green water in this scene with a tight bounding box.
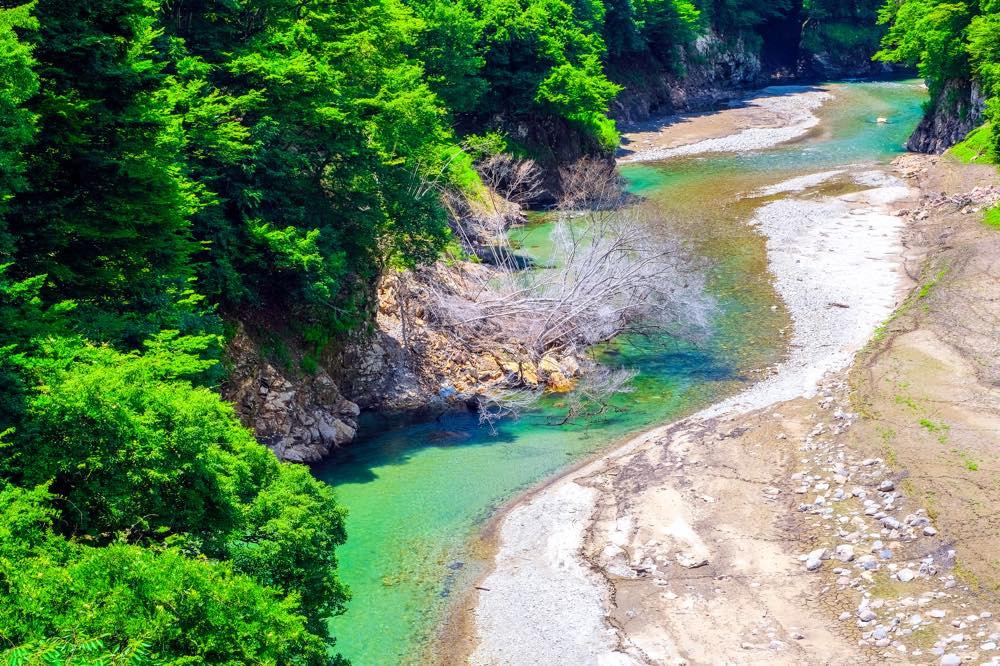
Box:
[313,81,927,666]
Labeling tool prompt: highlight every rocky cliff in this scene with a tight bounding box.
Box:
[907,79,986,154]
[224,327,361,463]
[610,33,765,123]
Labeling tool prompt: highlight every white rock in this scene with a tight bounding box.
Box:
[835,544,855,562]
[676,552,709,569]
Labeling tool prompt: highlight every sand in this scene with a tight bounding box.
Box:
[617,86,832,164]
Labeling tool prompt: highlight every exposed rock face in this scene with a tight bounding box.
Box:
[798,50,897,81]
[224,328,360,463]
[611,33,765,123]
[907,79,986,154]
[339,267,584,412]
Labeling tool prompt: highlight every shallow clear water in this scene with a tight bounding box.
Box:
[313,81,927,666]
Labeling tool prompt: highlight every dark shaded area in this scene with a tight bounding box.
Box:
[759,2,804,76]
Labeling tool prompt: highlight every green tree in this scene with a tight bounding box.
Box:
[875,0,975,93]
[5,0,206,345]
[0,485,339,666]
[0,3,37,235]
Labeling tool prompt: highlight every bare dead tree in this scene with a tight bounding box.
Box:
[382,158,711,429]
[474,386,544,433]
[553,367,638,425]
[428,160,711,362]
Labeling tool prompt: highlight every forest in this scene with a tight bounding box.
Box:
[0,0,997,663]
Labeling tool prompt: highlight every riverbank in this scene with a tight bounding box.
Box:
[455,88,1000,665]
[462,161,917,666]
[617,86,832,164]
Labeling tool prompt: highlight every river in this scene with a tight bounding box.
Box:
[313,80,927,666]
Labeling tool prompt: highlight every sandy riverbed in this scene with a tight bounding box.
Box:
[617,86,831,164]
[463,87,917,666]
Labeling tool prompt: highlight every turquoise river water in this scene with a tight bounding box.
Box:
[313,81,927,666]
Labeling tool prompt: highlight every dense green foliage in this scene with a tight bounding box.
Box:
[802,0,886,56]
[0,272,348,663]
[876,0,1000,161]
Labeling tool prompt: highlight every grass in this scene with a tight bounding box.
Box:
[946,123,997,164]
[917,268,947,299]
[985,205,1000,230]
[869,266,948,344]
[954,560,982,589]
[877,425,897,464]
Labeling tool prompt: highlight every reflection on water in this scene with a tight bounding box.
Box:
[314,80,927,666]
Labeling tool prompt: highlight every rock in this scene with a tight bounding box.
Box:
[898,568,916,583]
[924,526,938,536]
[805,548,827,571]
[906,78,986,154]
[859,609,877,622]
[858,554,879,570]
[676,552,709,569]
[835,544,855,562]
[224,327,361,463]
[940,655,961,666]
[930,610,948,619]
[878,479,896,492]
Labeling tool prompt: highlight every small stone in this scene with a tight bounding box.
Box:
[940,655,961,666]
[835,544,855,562]
[924,526,938,536]
[929,610,947,619]
[898,568,916,583]
[858,555,879,570]
[878,479,896,492]
[982,642,997,650]
[882,516,902,530]
[676,553,709,569]
[859,609,878,622]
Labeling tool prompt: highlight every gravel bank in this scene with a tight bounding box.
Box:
[618,87,832,164]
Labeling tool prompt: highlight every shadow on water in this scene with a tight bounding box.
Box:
[314,343,738,488]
